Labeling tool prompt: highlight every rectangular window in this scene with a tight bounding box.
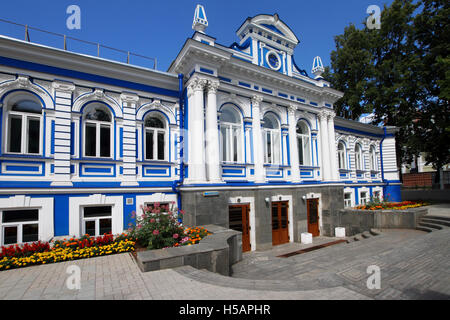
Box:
[344,193,352,208]
[1,209,39,245]
[85,123,97,157]
[221,127,227,162]
[9,116,22,153]
[83,206,112,237]
[100,125,111,157]
[27,117,40,154]
[360,192,368,205]
[3,226,17,245]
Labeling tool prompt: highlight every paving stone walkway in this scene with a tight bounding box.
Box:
[0,215,449,300]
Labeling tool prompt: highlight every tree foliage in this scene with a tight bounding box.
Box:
[325,0,450,171]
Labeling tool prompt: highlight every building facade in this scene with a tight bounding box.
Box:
[0,6,401,251]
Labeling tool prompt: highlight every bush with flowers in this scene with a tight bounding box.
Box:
[128,202,187,250]
[0,233,135,272]
[128,203,212,250]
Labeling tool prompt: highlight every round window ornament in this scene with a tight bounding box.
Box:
[266,51,281,71]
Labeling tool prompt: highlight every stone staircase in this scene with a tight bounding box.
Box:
[416,215,450,233]
[346,228,381,243]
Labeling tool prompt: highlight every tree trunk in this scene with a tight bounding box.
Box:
[440,167,444,190]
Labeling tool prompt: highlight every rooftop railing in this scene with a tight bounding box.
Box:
[0,18,157,70]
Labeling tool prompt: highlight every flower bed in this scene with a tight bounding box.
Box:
[355,200,429,211]
[0,233,135,271]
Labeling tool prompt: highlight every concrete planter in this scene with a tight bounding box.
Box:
[135,225,242,276]
[332,207,428,237]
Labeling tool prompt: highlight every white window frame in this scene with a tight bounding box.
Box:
[144,117,168,162]
[263,115,281,165]
[355,144,363,171]
[81,206,113,237]
[297,121,311,166]
[338,142,347,170]
[1,209,39,246]
[220,106,244,164]
[360,190,370,205]
[0,196,54,246]
[3,95,43,156]
[83,118,113,158]
[344,192,353,208]
[69,194,123,238]
[370,146,378,171]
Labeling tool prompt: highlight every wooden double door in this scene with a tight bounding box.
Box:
[271,201,290,246]
[307,198,320,237]
[229,204,251,252]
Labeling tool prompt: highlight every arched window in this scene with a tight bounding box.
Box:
[5,93,43,155]
[338,142,347,170]
[219,105,242,163]
[370,146,378,171]
[297,121,311,166]
[83,103,113,158]
[262,113,281,165]
[355,143,363,171]
[144,114,167,161]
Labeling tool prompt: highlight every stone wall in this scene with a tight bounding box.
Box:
[181,185,344,249]
[330,207,428,236]
[135,225,242,276]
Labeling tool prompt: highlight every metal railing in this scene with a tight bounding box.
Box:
[0,18,157,70]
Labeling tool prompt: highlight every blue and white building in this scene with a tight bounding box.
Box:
[0,5,401,251]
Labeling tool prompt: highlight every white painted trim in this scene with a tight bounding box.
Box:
[135,193,178,218]
[0,195,54,244]
[69,194,123,237]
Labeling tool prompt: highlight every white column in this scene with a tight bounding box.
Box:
[186,77,207,183]
[288,105,301,182]
[120,93,139,186]
[319,111,331,181]
[205,80,222,183]
[327,111,339,181]
[51,81,75,187]
[252,95,265,183]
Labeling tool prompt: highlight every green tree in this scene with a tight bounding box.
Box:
[324,0,450,184]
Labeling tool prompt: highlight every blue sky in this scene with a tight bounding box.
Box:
[0,0,393,73]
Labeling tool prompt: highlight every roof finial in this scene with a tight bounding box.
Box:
[192,4,208,33]
[312,56,325,78]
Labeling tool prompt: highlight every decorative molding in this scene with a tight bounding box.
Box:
[52,80,75,92]
[0,75,54,109]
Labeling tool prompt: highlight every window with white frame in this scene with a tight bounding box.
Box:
[355,143,363,171]
[262,113,281,165]
[220,105,243,163]
[82,206,112,237]
[297,121,311,166]
[344,193,352,208]
[4,93,43,155]
[360,191,369,205]
[83,103,113,158]
[1,209,39,245]
[338,142,347,170]
[373,190,381,201]
[370,146,378,171]
[144,114,167,161]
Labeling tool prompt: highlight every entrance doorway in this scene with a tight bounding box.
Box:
[307,198,320,237]
[271,201,290,246]
[229,204,251,252]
